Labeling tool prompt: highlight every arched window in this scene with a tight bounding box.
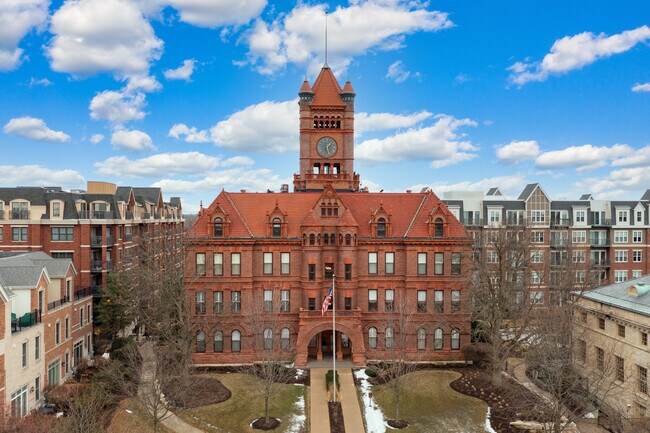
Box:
[196,331,206,353]
[324,234,329,245]
[214,331,223,353]
[451,328,460,350]
[353,234,357,245]
[434,328,443,350]
[417,328,426,351]
[385,326,394,349]
[377,217,386,238]
[368,327,377,349]
[435,218,444,237]
[264,328,273,350]
[272,217,281,237]
[309,234,315,246]
[345,234,351,245]
[330,234,335,245]
[232,330,241,352]
[339,234,343,245]
[281,328,290,350]
[214,217,223,237]
[303,234,307,245]
[317,234,321,245]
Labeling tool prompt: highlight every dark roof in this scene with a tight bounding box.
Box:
[641,190,650,201]
[517,183,539,201]
[580,275,650,316]
[579,194,593,200]
[132,188,162,206]
[486,187,501,196]
[170,197,182,208]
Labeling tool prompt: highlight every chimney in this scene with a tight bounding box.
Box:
[240,189,246,193]
[281,184,289,193]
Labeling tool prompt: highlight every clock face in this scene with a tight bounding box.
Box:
[316,137,337,158]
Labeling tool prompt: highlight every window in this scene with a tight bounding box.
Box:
[232,330,241,352]
[385,252,395,274]
[634,250,642,262]
[48,360,60,386]
[213,253,223,275]
[417,253,427,275]
[272,218,281,237]
[345,264,352,281]
[214,218,223,237]
[281,252,290,275]
[55,321,60,345]
[35,335,40,361]
[531,231,544,243]
[264,328,273,350]
[345,297,352,310]
[22,341,27,368]
[577,339,586,362]
[308,298,316,310]
[435,218,444,236]
[385,327,394,349]
[633,230,642,243]
[451,290,461,312]
[642,332,648,346]
[434,328,443,350]
[281,328,290,350]
[309,264,316,281]
[417,328,426,350]
[385,289,394,311]
[196,331,206,352]
[35,376,40,402]
[615,270,628,283]
[309,234,315,245]
[489,210,501,224]
[487,251,499,263]
[214,331,223,352]
[530,291,544,304]
[368,290,378,311]
[345,234,351,245]
[451,253,461,275]
[263,252,273,275]
[368,327,377,348]
[231,253,241,275]
[264,289,273,312]
[280,290,290,312]
[80,308,84,327]
[12,226,27,242]
[531,272,541,284]
[10,385,28,418]
[434,290,444,313]
[615,250,628,263]
[618,324,626,338]
[196,291,206,314]
[634,270,643,279]
[417,290,427,312]
[616,356,625,382]
[52,226,74,241]
[434,253,444,275]
[531,210,545,223]
[614,230,628,243]
[618,210,629,223]
[575,210,585,223]
[596,347,604,371]
[196,253,206,276]
[451,329,460,350]
[231,291,241,313]
[598,317,605,330]
[324,263,334,279]
[639,365,648,394]
[368,252,378,274]
[572,230,586,244]
[377,218,386,238]
[530,250,543,263]
[213,291,223,314]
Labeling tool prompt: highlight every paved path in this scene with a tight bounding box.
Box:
[310,368,331,433]
[338,369,366,433]
[310,368,367,433]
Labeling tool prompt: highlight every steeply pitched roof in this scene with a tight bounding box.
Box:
[311,66,345,107]
[642,190,650,201]
[0,252,74,287]
[579,193,594,200]
[517,183,539,201]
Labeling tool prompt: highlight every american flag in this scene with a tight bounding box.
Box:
[321,285,333,316]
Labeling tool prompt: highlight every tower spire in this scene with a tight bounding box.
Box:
[324,11,328,67]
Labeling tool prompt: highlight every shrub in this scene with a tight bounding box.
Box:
[325,370,340,391]
[365,368,377,378]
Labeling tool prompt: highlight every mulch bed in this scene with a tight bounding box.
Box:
[449,367,547,433]
[328,401,346,433]
[165,376,231,410]
[251,417,281,430]
[387,419,409,429]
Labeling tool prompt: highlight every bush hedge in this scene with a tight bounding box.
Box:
[325,370,340,391]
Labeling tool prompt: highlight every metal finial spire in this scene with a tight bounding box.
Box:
[324,11,328,67]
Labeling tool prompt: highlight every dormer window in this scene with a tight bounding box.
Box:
[11,201,29,220]
[272,217,281,237]
[53,202,61,218]
[435,218,444,237]
[214,218,223,237]
[377,218,386,238]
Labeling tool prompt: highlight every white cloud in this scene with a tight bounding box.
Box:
[222,156,255,167]
[168,123,210,143]
[90,90,147,124]
[412,175,528,197]
[95,151,222,177]
[3,117,71,142]
[241,1,452,75]
[535,144,633,171]
[385,61,410,83]
[90,134,104,144]
[509,26,650,85]
[28,77,52,87]
[496,140,540,164]
[210,99,298,152]
[355,115,478,167]
[152,168,290,193]
[47,0,163,78]
[164,0,266,28]
[110,129,155,151]
[355,111,432,135]
[578,166,650,196]
[0,165,84,187]
[611,145,650,167]
[0,0,49,70]
[164,59,196,81]
[632,82,650,92]
[125,75,162,92]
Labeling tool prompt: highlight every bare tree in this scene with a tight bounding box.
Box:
[54,383,112,433]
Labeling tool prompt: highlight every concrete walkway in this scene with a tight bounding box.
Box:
[310,368,367,433]
[310,368,331,433]
[338,369,366,433]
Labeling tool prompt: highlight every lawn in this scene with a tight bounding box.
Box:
[360,370,490,433]
[107,398,175,433]
[179,373,308,433]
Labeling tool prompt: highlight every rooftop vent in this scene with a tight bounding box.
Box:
[628,282,650,298]
[281,184,289,193]
[240,189,246,193]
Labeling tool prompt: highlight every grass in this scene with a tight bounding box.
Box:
[370,370,488,433]
[107,398,175,433]
[179,373,308,433]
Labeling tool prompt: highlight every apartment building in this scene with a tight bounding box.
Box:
[444,184,650,303]
[0,252,93,419]
[573,276,650,431]
[0,182,184,295]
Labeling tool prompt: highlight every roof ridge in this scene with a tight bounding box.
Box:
[224,192,253,237]
[404,193,429,238]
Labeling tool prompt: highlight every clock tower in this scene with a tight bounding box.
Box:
[293,65,360,192]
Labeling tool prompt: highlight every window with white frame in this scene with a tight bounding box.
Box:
[263,252,273,275]
[618,210,629,223]
[615,250,628,263]
[281,252,290,275]
[451,329,460,350]
[573,250,586,263]
[280,289,290,312]
[368,289,378,311]
[12,226,27,242]
[633,270,643,279]
[263,289,273,312]
[417,328,426,350]
[385,289,394,311]
[531,210,546,223]
[530,250,543,263]
[489,209,501,224]
[531,231,544,243]
[575,210,586,223]
[213,291,223,314]
[488,250,499,263]
[195,291,205,314]
[385,252,395,274]
[213,253,223,275]
[614,230,628,243]
[637,211,643,223]
[10,385,29,418]
[22,341,28,368]
[531,271,541,284]
[195,253,206,276]
[417,290,427,312]
[530,291,544,304]
[615,270,628,283]
[231,253,241,275]
[368,327,377,348]
[35,335,40,361]
[434,328,443,350]
[434,252,444,275]
[385,326,394,348]
[633,230,642,243]
[574,271,586,283]
[572,230,586,244]
[417,253,427,275]
[368,252,378,274]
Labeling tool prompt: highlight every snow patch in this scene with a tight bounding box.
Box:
[485,407,497,433]
[354,369,386,433]
[286,394,307,433]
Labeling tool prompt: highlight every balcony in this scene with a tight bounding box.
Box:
[592,259,611,267]
[106,261,115,271]
[550,218,570,228]
[91,260,103,272]
[144,212,151,219]
[153,211,161,219]
[106,235,114,246]
[506,217,526,227]
[464,217,483,227]
[589,238,610,247]
[11,310,41,333]
[11,210,29,220]
[78,210,89,219]
[592,218,611,227]
[91,235,102,247]
[92,210,113,219]
[91,285,103,296]
[125,234,133,242]
[126,211,133,219]
[299,308,362,319]
[550,239,569,248]
[74,286,93,301]
[47,296,70,312]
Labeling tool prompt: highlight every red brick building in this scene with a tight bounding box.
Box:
[186,66,471,366]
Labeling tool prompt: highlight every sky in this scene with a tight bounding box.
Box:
[0,0,649,213]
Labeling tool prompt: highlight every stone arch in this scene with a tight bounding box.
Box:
[295,321,365,366]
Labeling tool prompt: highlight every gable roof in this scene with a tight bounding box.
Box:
[311,66,345,107]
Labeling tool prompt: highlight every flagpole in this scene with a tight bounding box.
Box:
[332,273,336,403]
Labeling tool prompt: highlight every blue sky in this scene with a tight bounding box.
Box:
[0,0,649,212]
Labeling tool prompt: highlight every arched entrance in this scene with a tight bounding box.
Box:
[307,331,352,361]
[295,320,365,366]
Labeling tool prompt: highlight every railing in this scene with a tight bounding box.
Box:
[91,235,102,247]
[592,218,611,227]
[464,218,483,226]
[295,172,353,181]
[125,234,133,242]
[550,218,570,227]
[11,310,41,333]
[105,235,114,246]
[126,211,133,219]
[91,285,102,296]
[47,296,70,311]
[91,260,103,272]
[153,211,160,219]
[106,261,115,271]
[590,238,610,247]
[11,210,29,220]
[506,217,526,226]
[78,210,89,219]
[299,308,362,318]
[74,286,93,301]
[144,212,151,219]
[92,211,113,219]
[592,259,611,267]
[550,239,569,248]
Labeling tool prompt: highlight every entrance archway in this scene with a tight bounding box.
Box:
[295,321,365,366]
[307,331,352,361]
